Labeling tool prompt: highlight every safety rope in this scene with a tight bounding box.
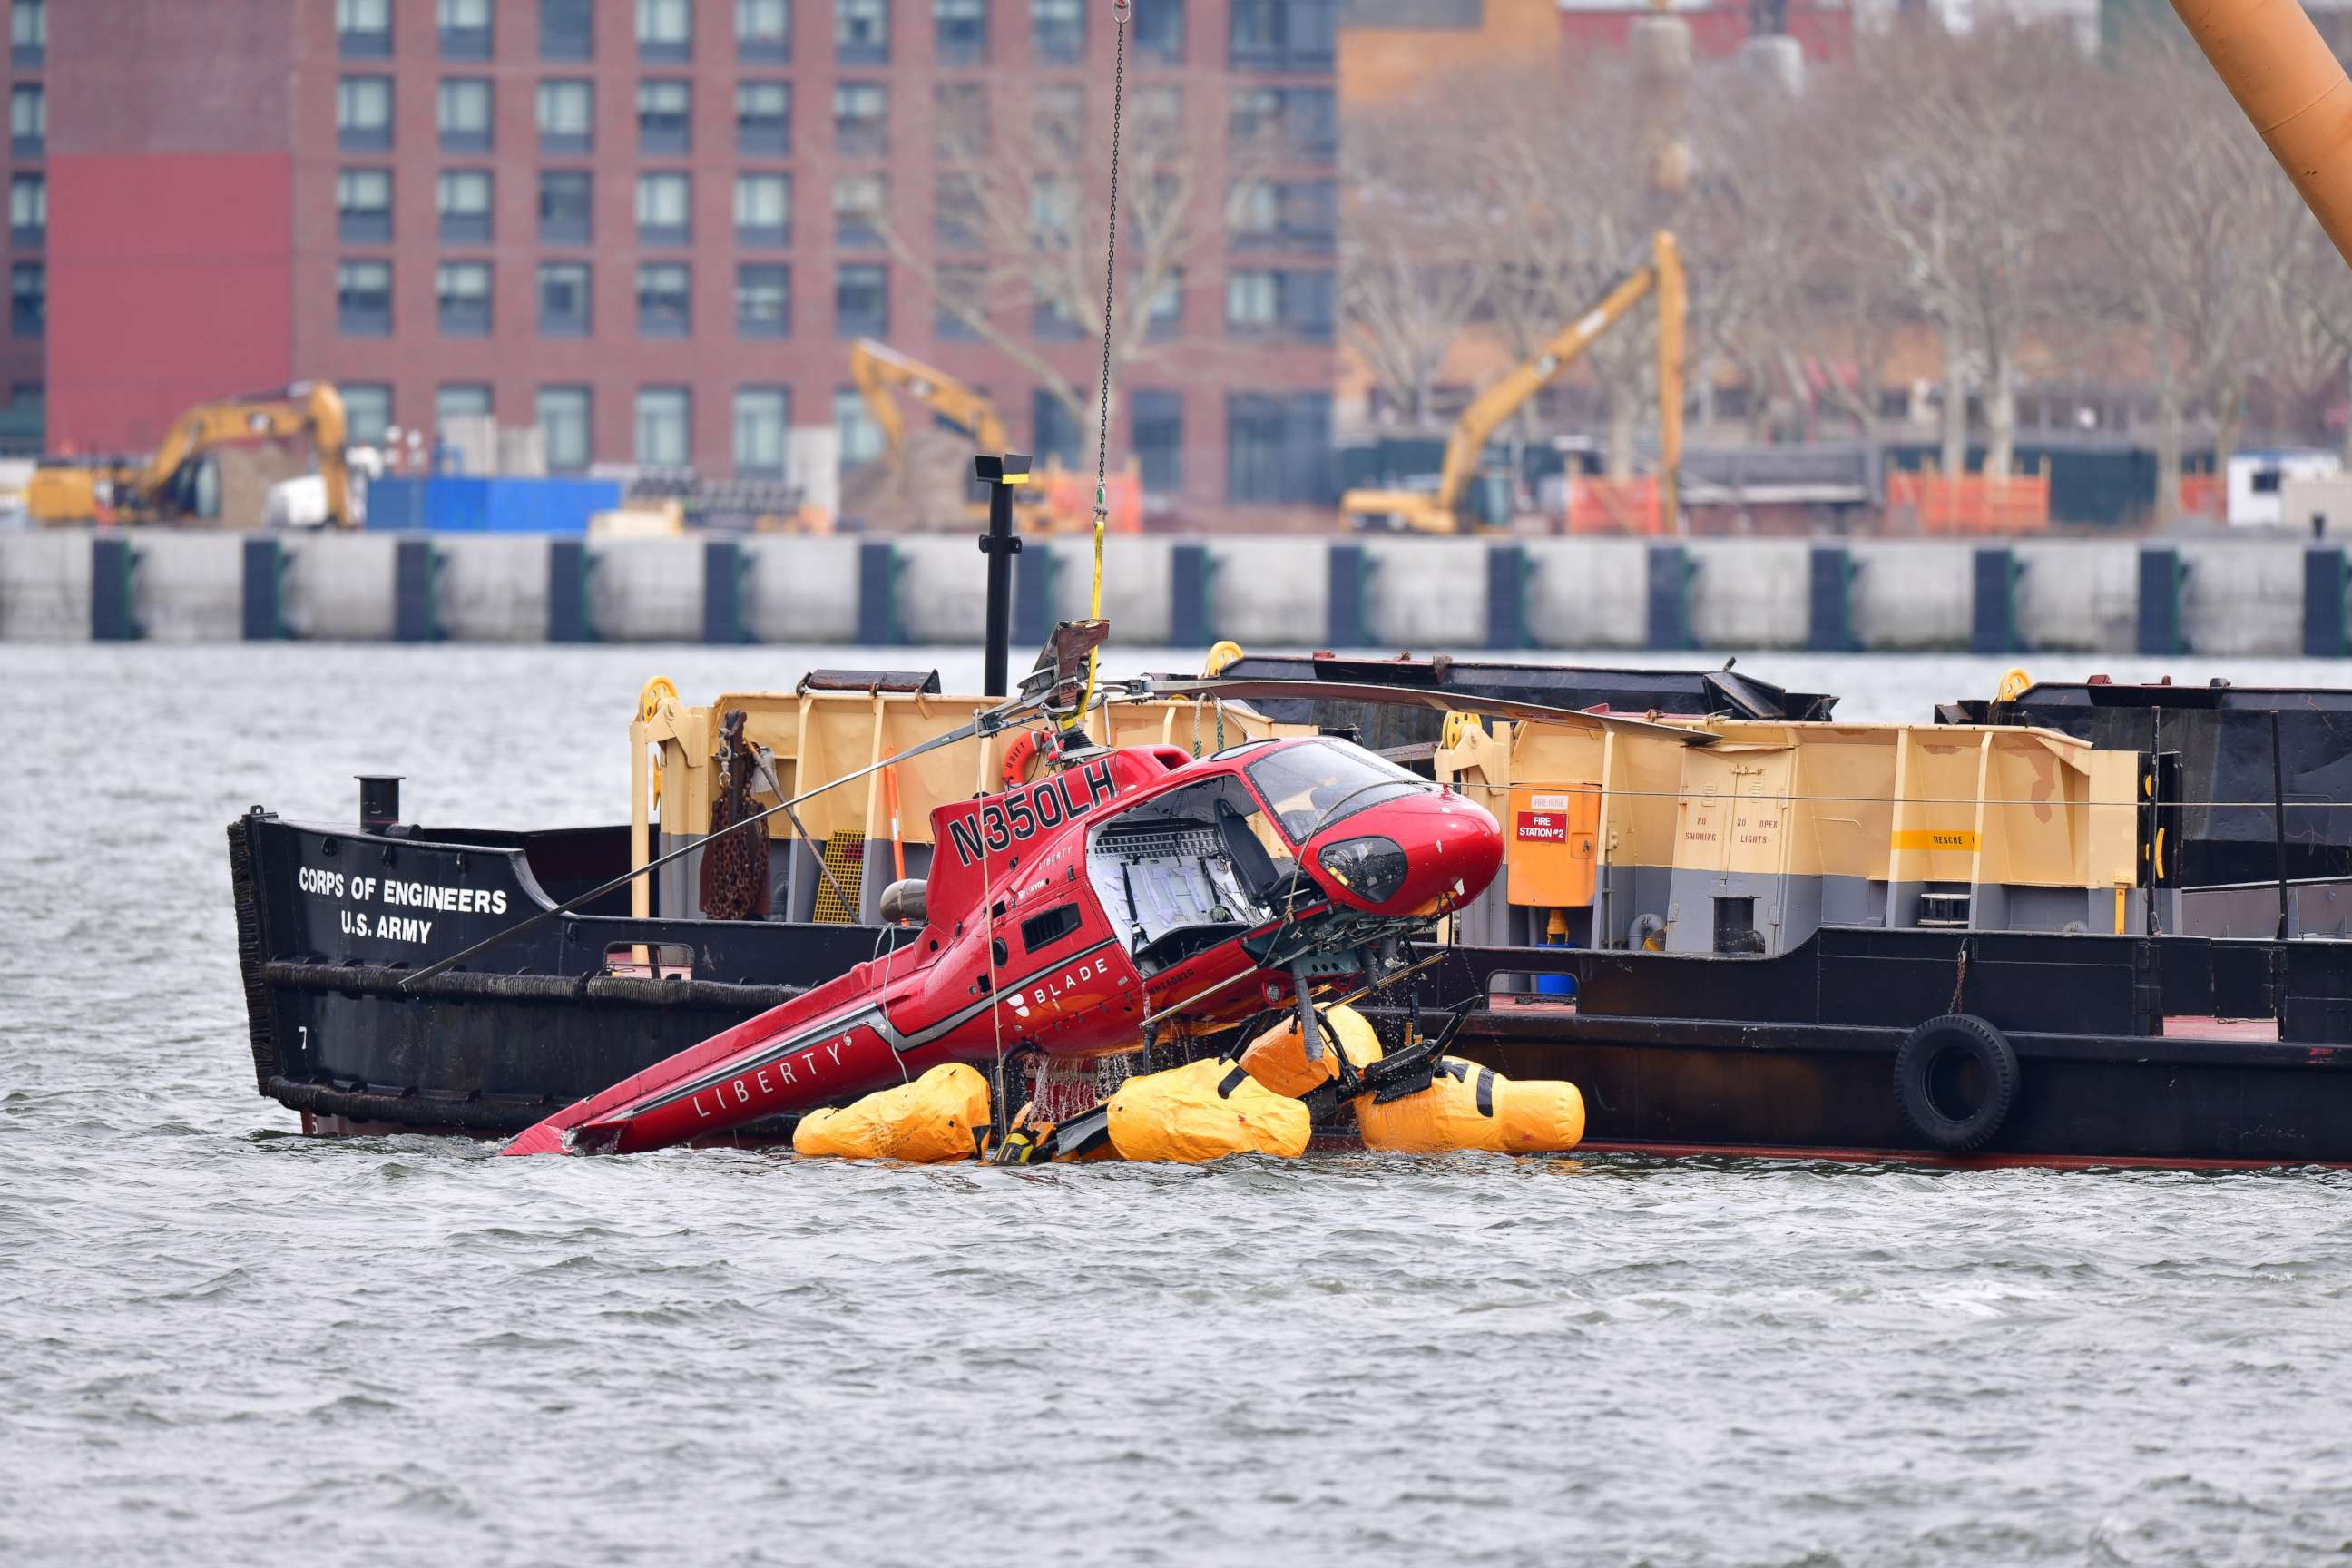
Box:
[1067,0,1128,738]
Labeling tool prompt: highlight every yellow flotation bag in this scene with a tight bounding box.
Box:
[1353,1058,1585,1155]
[792,1063,990,1162]
[1238,1004,1385,1098]
[1105,1056,1311,1162]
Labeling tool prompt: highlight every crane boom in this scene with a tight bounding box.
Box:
[2171,0,2352,272]
[1343,230,1684,534]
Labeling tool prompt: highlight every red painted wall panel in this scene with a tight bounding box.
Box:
[46,153,293,454]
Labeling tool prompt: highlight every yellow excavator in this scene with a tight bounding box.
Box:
[28,381,355,528]
[849,338,1011,472]
[1343,230,1685,535]
[848,338,1138,532]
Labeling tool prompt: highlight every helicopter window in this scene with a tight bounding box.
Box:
[1245,740,1426,844]
[1086,774,1287,970]
[1021,903,1082,953]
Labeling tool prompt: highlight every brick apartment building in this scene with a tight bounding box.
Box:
[19,0,1339,522]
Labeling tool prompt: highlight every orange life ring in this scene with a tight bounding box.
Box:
[1002,729,1051,787]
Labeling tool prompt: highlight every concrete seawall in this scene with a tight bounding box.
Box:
[5,528,2347,656]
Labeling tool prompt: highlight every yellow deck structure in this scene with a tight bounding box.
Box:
[630,681,1303,924]
[1436,714,2142,955]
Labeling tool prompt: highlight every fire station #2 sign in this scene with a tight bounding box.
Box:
[1515,792,1573,844]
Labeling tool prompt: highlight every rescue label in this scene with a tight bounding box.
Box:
[1516,810,1569,844]
[1891,829,1979,851]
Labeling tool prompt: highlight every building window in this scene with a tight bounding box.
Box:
[338,0,392,58]
[438,78,494,152]
[738,0,790,60]
[635,172,691,246]
[1133,83,1182,145]
[9,83,42,157]
[636,387,691,466]
[1226,267,1332,339]
[936,0,987,64]
[936,264,985,338]
[1227,392,1332,504]
[935,81,989,155]
[837,0,889,64]
[437,168,492,242]
[338,168,394,243]
[837,262,887,337]
[834,172,887,248]
[1034,392,1081,468]
[10,0,44,68]
[1132,389,1182,493]
[935,172,984,250]
[835,387,882,469]
[737,262,790,338]
[436,383,492,438]
[1033,0,1083,63]
[538,386,592,471]
[438,0,494,60]
[639,79,691,152]
[734,387,791,477]
[638,261,691,337]
[1229,0,1334,72]
[342,384,393,446]
[737,81,791,153]
[9,260,42,338]
[337,77,394,152]
[7,174,42,249]
[1032,280,1083,339]
[1142,268,1182,338]
[638,0,692,61]
[539,260,593,335]
[1133,0,1182,62]
[436,260,492,335]
[338,259,393,335]
[1230,85,1333,159]
[1034,82,1083,160]
[734,172,791,247]
[1028,175,1075,244]
[539,169,592,243]
[537,79,594,152]
[1230,178,1335,251]
[833,82,888,157]
[542,0,594,60]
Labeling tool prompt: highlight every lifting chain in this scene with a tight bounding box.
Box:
[1068,0,1128,734]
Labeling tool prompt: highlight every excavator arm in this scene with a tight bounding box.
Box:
[849,338,1010,467]
[1345,230,1685,534]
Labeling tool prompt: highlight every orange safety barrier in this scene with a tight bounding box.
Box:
[1886,471,2051,534]
[2178,473,2226,519]
[1565,475,1668,535]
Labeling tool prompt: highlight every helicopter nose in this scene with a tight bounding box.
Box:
[1308,789,1504,917]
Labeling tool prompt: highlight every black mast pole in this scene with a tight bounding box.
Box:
[975,452,1030,697]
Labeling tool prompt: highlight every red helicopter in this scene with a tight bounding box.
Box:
[503,715,1505,1156]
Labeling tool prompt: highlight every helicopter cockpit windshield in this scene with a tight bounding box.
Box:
[1244,740,1428,844]
[1086,774,1294,973]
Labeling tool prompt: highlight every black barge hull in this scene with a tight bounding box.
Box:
[230,810,2352,1166]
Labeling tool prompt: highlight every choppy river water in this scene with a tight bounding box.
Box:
[5,642,2350,1567]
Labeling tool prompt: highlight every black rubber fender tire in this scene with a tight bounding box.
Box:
[1892,1014,2019,1152]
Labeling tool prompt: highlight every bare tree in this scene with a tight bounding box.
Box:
[1847,21,2091,479]
[879,74,1222,471]
[1458,63,1664,477]
[1338,108,1492,430]
[2080,24,2274,519]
